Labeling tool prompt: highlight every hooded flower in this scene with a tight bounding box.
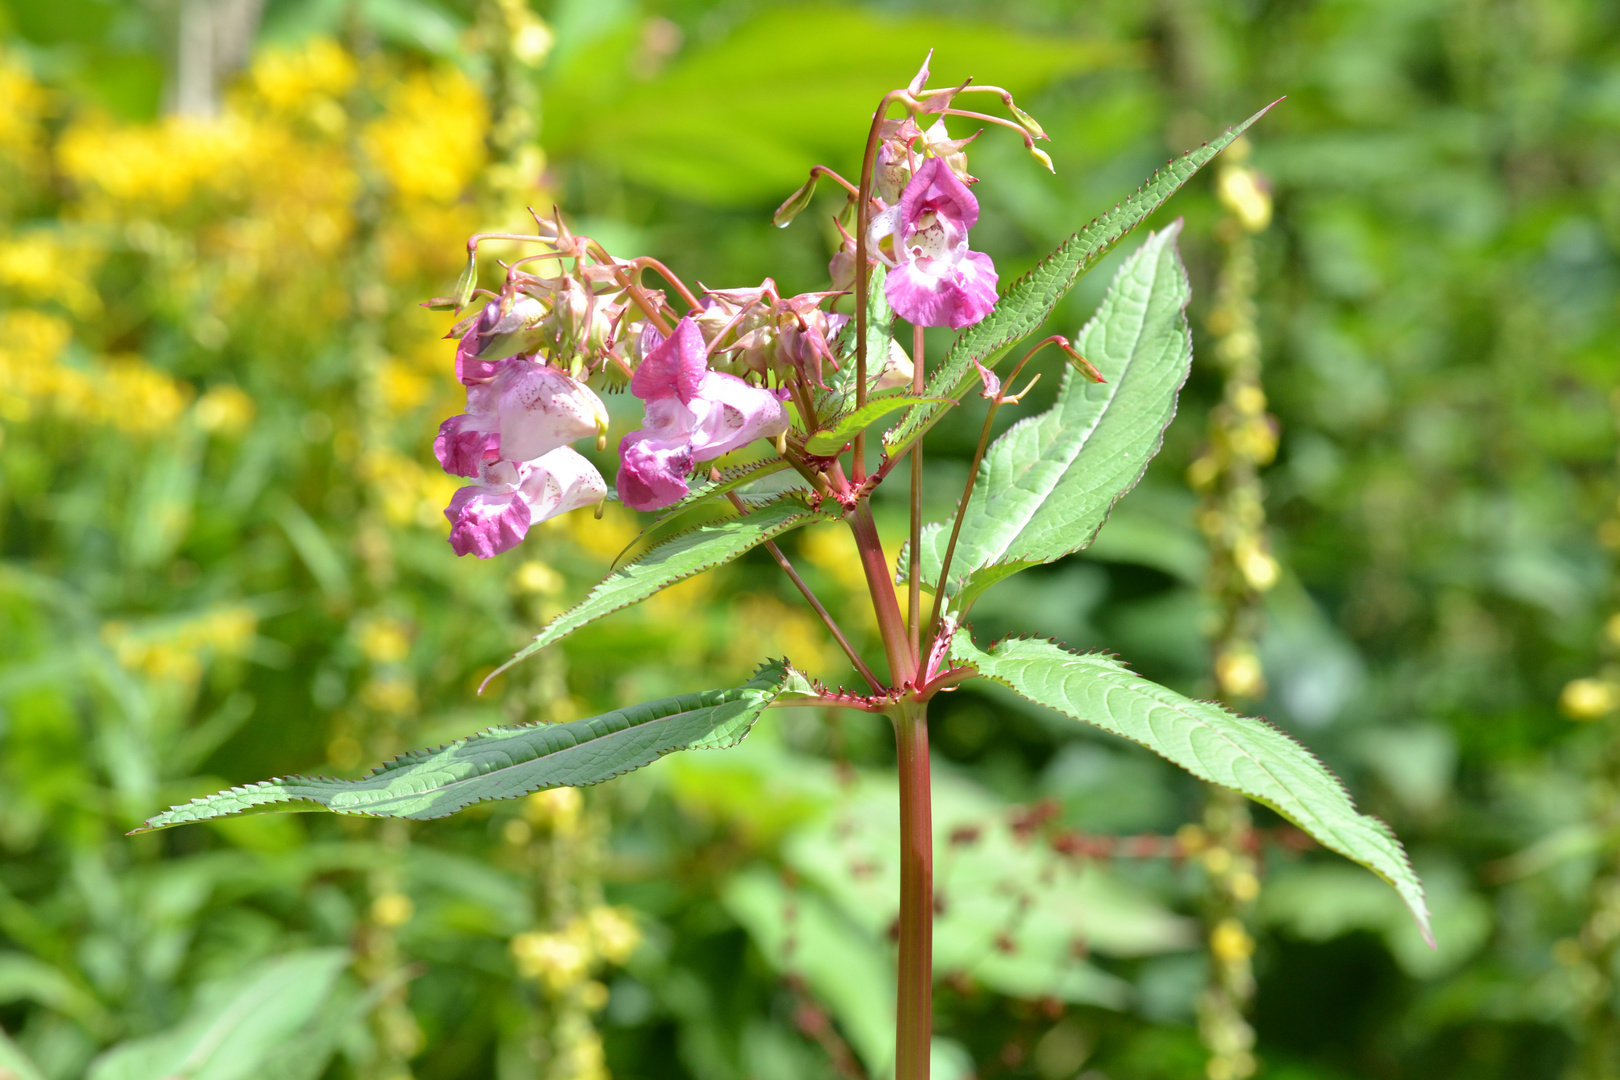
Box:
[446,447,606,559]
[869,156,998,330]
[616,317,789,512]
[434,358,608,478]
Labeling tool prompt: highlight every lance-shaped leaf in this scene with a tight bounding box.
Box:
[804,395,955,455]
[489,492,834,683]
[951,632,1431,943]
[134,662,813,830]
[885,100,1276,459]
[908,221,1192,612]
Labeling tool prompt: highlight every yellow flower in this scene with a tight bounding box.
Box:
[362,67,488,204]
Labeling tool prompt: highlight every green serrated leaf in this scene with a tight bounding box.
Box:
[950,631,1431,943]
[135,662,812,831]
[658,456,794,515]
[490,493,834,681]
[908,222,1192,612]
[804,395,955,455]
[885,101,1276,459]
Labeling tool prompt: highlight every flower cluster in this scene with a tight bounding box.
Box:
[430,58,1047,557]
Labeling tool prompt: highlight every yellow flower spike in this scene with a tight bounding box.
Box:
[1230,871,1261,904]
[1202,846,1233,877]
[586,906,641,965]
[371,892,414,928]
[1215,650,1266,701]
[1561,678,1619,721]
[1177,823,1209,855]
[525,787,583,832]
[1209,918,1255,963]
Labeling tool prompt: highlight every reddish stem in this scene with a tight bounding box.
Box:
[853,90,907,483]
[893,698,933,1080]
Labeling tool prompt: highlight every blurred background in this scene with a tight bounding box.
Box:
[2,1,1618,1079]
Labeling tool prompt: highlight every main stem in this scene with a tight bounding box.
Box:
[848,497,931,1080]
[893,698,933,1080]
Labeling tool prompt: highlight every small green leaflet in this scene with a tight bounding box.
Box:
[885,100,1277,459]
[134,662,813,830]
[908,222,1192,612]
[488,492,834,684]
[951,632,1431,943]
[804,395,955,455]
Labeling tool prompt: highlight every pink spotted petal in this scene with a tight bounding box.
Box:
[519,446,607,525]
[687,372,790,461]
[630,317,707,404]
[494,361,608,462]
[886,248,999,330]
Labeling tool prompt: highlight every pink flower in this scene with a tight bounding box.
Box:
[434,359,607,479]
[616,317,789,512]
[446,447,606,559]
[870,157,998,330]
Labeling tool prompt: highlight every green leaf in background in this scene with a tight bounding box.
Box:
[950,632,1432,942]
[804,395,955,455]
[884,102,1275,459]
[546,5,1124,204]
[909,222,1192,612]
[135,661,812,830]
[491,492,835,681]
[0,1028,47,1080]
[84,949,349,1080]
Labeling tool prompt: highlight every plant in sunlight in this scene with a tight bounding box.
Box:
[139,54,1430,1080]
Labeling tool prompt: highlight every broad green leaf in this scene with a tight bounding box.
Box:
[491,493,834,680]
[547,7,1121,204]
[951,632,1431,943]
[134,662,812,830]
[884,101,1276,459]
[804,395,955,455]
[909,222,1192,612]
[85,949,349,1080]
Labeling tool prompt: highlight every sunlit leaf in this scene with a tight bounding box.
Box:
[907,222,1191,611]
[884,101,1276,459]
[134,662,813,830]
[950,632,1432,943]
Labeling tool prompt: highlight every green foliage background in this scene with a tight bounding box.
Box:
[1,1,1617,1079]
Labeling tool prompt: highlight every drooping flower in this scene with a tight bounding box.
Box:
[434,358,608,478]
[869,156,998,330]
[616,317,789,512]
[445,447,606,559]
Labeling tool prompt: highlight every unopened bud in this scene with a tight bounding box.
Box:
[1009,102,1047,141]
[1057,340,1104,382]
[775,429,787,455]
[773,172,820,229]
[452,252,478,312]
[1029,145,1055,174]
